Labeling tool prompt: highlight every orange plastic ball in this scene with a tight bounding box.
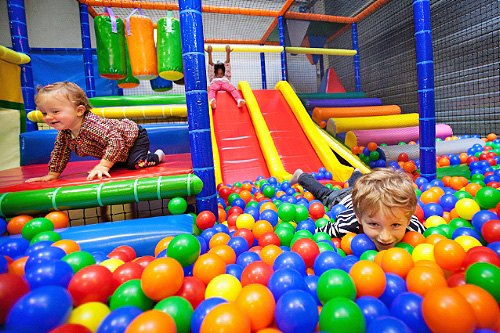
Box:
[154,236,174,256]
[367,142,378,151]
[141,258,184,300]
[374,250,386,266]
[303,192,315,201]
[218,206,227,222]
[9,256,28,276]
[193,253,226,285]
[235,284,276,332]
[241,183,253,191]
[406,266,447,296]
[239,190,253,203]
[439,157,450,167]
[349,260,386,297]
[252,221,274,240]
[209,232,231,249]
[52,239,81,254]
[44,211,69,229]
[428,186,445,197]
[465,183,482,197]
[455,284,500,330]
[259,202,278,213]
[420,190,440,204]
[449,177,465,190]
[209,245,237,265]
[7,215,33,234]
[380,247,414,279]
[433,239,466,272]
[260,245,283,266]
[402,231,426,247]
[414,260,445,277]
[125,310,176,333]
[425,234,447,245]
[487,133,497,141]
[403,161,417,173]
[340,233,356,255]
[200,303,251,333]
[422,287,476,333]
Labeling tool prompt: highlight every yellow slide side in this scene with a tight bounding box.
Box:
[209,104,223,186]
[275,81,353,182]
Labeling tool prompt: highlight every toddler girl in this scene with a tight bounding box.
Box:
[26,82,165,182]
[206,45,246,109]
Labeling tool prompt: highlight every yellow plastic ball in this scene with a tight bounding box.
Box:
[99,258,124,272]
[235,213,255,230]
[412,243,435,262]
[425,216,447,228]
[205,273,242,302]
[455,198,480,220]
[454,235,482,252]
[68,302,110,332]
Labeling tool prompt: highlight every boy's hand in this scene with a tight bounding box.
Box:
[225,45,232,53]
[25,174,59,183]
[87,165,111,181]
[207,45,212,53]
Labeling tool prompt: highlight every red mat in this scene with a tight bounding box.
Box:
[0,153,192,193]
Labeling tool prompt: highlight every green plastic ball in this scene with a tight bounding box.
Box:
[278,203,296,222]
[317,269,356,304]
[275,227,295,247]
[315,218,330,229]
[110,279,154,311]
[475,187,500,209]
[465,262,500,303]
[21,218,54,241]
[395,242,414,254]
[454,191,473,200]
[423,226,448,238]
[294,205,309,222]
[154,296,194,333]
[317,242,335,253]
[262,186,275,198]
[436,224,453,239]
[313,232,332,243]
[168,197,188,214]
[62,251,96,273]
[30,231,61,245]
[449,218,473,229]
[167,234,201,267]
[360,250,378,261]
[369,151,380,161]
[227,193,240,205]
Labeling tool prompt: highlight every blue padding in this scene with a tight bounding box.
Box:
[0,215,194,257]
[336,132,347,143]
[30,52,118,97]
[305,98,382,110]
[20,124,190,165]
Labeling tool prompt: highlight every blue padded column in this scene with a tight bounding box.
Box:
[278,16,287,81]
[79,3,96,98]
[260,47,267,89]
[352,23,361,92]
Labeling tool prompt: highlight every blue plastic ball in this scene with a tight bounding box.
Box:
[304,275,321,305]
[273,251,307,276]
[0,238,30,258]
[355,296,390,327]
[213,223,229,234]
[190,298,227,333]
[268,268,306,301]
[379,273,408,307]
[423,203,444,219]
[367,316,412,333]
[390,292,430,333]
[225,264,243,280]
[313,250,345,276]
[330,204,347,220]
[275,290,319,333]
[471,210,498,231]
[227,236,249,257]
[96,306,142,333]
[296,219,316,234]
[195,236,208,254]
[235,251,260,268]
[231,198,246,210]
[200,228,217,244]
[452,227,482,241]
[260,209,279,227]
[350,234,376,257]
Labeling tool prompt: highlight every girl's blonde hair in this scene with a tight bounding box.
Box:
[35,82,91,113]
[351,168,417,220]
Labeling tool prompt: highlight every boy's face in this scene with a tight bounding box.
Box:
[357,207,411,251]
[38,93,85,133]
[215,68,224,78]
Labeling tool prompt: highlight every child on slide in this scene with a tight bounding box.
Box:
[206,45,246,109]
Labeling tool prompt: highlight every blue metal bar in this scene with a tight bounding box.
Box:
[413,0,436,180]
[7,0,37,132]
[260,46,267,90]
[278,16,287,81]
[319,55,324,81]
[352,23,361,92]
[79,3,96,98]
[179,0,217,215]
[30,48,97,54]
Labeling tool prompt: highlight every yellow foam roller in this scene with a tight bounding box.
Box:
[205,45,356,56]
[0,45,30,65]
[326,113,419,135]
[28,105,187,122]
[205,45,284,53]
[285,47,356,56]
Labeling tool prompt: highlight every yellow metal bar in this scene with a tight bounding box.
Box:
[205,45,356,56]
[285,47,356,56]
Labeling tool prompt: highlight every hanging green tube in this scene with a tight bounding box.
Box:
[89,94,186,107]
[117,38,140,88]
[94,13,127,80]
[157,13,184,81]
[0,174,202,217]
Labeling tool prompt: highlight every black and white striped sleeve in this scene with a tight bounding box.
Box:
[407,215,426,234]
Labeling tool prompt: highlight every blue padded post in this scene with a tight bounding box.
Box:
[7,0,37,132]
[260,47,267,90]
[413,0,436,180]
[79,3,96,98]
[352,23,361,93]
[179,0,217,215]
[278,16,287,81]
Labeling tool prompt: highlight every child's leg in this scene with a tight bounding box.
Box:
[221,82,245,106]
[347,168,363,187]
[209,82,222,108]
[125,127,162,169]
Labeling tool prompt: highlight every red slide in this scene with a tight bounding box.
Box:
[212,91,270,184]
[252,90,324,173]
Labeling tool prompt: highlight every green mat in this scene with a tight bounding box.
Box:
[89,94,186,107]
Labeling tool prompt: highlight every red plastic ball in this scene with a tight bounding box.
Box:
[233,228,255,247]
[398,153,409,162]
[291,237,320,268]
[112,262,144,290]
[196,211,216,230]
[133,256,155,269]
[219,187,232,201]
[482,220,500,243]
[240,261,274,286]
[309,202,326,220]
[68,265,114,306]
[0,273,30,324]
[462,247,500,268]
[258,232,281,247]
[175,276,206,308]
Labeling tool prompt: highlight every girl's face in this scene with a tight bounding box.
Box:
[37,93,85,134]
[215,68,224,78]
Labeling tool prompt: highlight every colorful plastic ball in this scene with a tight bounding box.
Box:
[166,234,201,267]
[199,303,251,333]
[277,203,296,222]
[380,247,414,278]
[62,251,96,273]
[456,284,500,330]
[99,259,125,273]
[290,237,320,268]
[141,258,184,301]
[175,277,206,309]
[313,250,344,276]
[24,246,67,272]
[0,273,30,325]
[30,231,61,245]
[349,260,386,297]
[190,298,228,333]
[240,261,273,286]
[258,232,281,247]
[236,214,256,230]
[317,269,356,304]
[406,266,448,296]
[6,286,72,333]
[125,309,176,333]
[379,273,408,306]
[21,218,54,241]
[196,211,216,230]
[267,267,305,301]
[112,262,144,291]
[225,264,243,280]
[463,247,500,269]
[50,323,92,333]
[193,253,226,285]
[235,284,276,332]
[455,198,481,220]
[96,306,142,333]
[0,237,30,258]
[367,316,412,333]
[67,301,110,332]
[275,290,319,333]
[260,244,283,266]
[350,234,376,257]
[7,215,33,234]
[475,187,500,209]
[235,251,260,269]
[412,243,436,262]
[303,275,321,305]
[167,197,188,214]
[153,296,193,333]
[466,262,500,303]
[422,287,476,333]
[44,211,69,229]
[319,297,366,333]
[389,292,429,332]
[309,202,326,220]
[259,209,279,227]
[355,296,389,327]
[433,239,466,272]
[9,256,28,276]
[272,251,306,276]
[25,259,73,290]
[110,279,153,311]
[482,220,500,243]
[226,237,248,257]
[454,235,483,251]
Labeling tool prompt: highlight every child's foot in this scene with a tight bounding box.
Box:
[155,149,165,163]
[237,99,246,108]
[290,169,303,185]
[210,98,216,109]
[347,168,363,187]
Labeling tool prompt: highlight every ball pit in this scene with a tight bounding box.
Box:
[2,157,500,332]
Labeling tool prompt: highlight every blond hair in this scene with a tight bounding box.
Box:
[351,168,417,220]
[35,82,91,113]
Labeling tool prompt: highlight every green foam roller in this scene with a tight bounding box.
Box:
[157,14,184,81]
[0,174,203,217]
[94,14,127,80]
[89,94,186,107]
[117,38,140,88]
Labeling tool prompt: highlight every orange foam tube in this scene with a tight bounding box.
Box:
[126,15,158,80]
[312,105,401,128]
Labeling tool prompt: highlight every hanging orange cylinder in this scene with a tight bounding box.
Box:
[126,15,158,80]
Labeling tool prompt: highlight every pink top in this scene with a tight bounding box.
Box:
[208,63,232,84]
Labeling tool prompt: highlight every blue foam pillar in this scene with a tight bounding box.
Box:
[179,0,217,215]
[413,0,436,180]
[352,23,361,93]
[278,16,287,81]
[79,3,96,98]
[7,0,37,132]
[260,46,267,90]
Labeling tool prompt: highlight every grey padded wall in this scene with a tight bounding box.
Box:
[326,0,499,137]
